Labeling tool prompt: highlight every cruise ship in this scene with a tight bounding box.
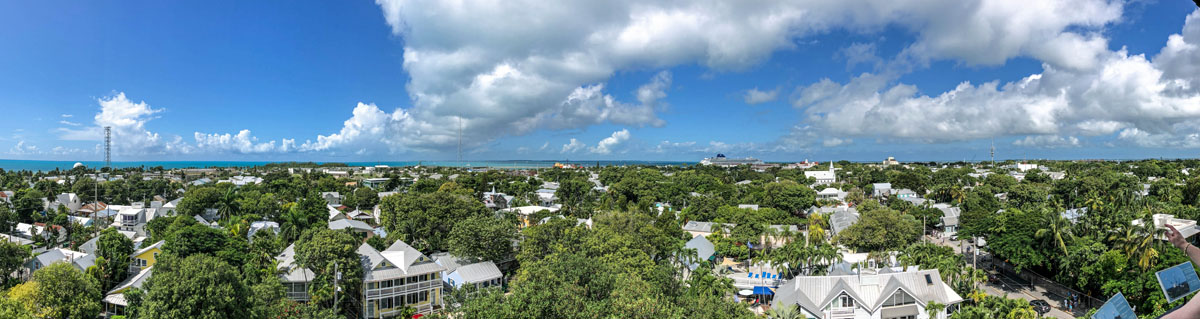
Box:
[699,154,764,166]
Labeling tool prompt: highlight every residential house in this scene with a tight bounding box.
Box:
[534,189,556,206]
[277,245,316,302]
[482,189,512,210]
[45,193,82,213]
[830,208,861,237]
[104,267,153,316]
[278,240,447,317]
[895,189,918,199]
[933,204,961,237]
[498,205,559,228]
[0,234,33,247]
[871,183,893,198]
[328,204,347,221]
[129,240,163,274]
[538,215,594,228]
[329,219,375,236]
[27,248,94,277]
[432,253,503,291]
[764,225,801,248]
[683,235,716,271]
[818,188,847,201]
[682,221,735,239]
[771,269,963,319]
[248,221,281,240]
[1061,207,1088,224]
[114,206,147,235]
[321,192,342,206]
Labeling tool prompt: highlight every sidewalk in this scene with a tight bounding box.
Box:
[927,235,1079,319]
[981,270,1077,319]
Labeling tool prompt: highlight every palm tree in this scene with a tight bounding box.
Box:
[1109,214,1159,270]
[765,304,802,319]
[216,187,239,222]
[1034,208,1072,256]
[926,301,946,319]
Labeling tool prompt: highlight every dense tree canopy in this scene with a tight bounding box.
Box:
[142,254,250,319]
[835,201,921,252]
[379,190,489,252]
[95,227,134,291]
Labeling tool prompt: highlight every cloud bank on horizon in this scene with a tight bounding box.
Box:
[7,1,1200,161]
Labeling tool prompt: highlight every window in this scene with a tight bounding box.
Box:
[381,296,391,309]
[407,293,417,304]
[420,291,428,302]
[885,316,915,319]
[882,291,916,307]
[838,295,855,308]
[382,280,392,288]
[394,295,404,307]
[925,274,933,285]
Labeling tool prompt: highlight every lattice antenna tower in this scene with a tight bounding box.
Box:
[457,117,463,164]
[104,126,112,168]
[990,137,995,166]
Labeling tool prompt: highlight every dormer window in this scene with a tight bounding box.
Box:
[838,294,855,308]
[925,274,933,285]
[882,290,916,307]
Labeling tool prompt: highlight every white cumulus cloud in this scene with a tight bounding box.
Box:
[743,87,780,105]
[1013,135,1081,148]
[590,129,631,154]
[791,10,1200,147]
[370,0,1121,151]
[561,138,586,154]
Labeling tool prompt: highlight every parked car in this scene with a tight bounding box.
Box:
[1030,299,1051,315]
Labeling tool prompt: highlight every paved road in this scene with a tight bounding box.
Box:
[982,268,1078,319]
[926,236,1079,319]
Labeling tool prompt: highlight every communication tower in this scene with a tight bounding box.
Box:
[104,126,111,168]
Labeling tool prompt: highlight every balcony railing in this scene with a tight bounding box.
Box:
[829,308,855,317]
[365,281,437,298]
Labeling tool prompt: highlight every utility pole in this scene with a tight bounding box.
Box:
[333,262,340,314]
[457,117,463,165]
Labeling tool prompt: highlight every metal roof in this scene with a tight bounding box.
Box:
[773,269,963,318]
[453,261,502,283]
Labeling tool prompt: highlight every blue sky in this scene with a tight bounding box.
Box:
[2,0,1199,162]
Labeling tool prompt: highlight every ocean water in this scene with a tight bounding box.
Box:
[0,159,694,172]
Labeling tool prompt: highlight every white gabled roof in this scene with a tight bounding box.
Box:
[132,240,164,257]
